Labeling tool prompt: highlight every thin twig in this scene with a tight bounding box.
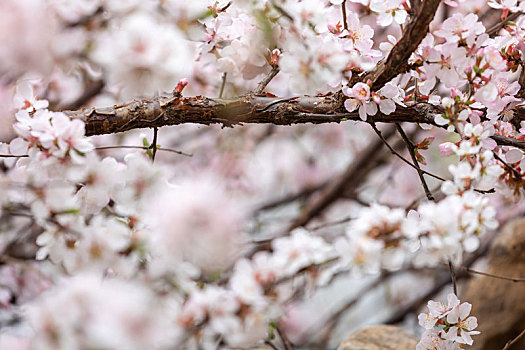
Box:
[395,123,434,200]
[276,325,293,350]
[370,123,446,181]
[151,127,159,162]
[254,182,327,213]
[503,328,525,350]
[448,260,458,295]
[493,151,522,181]
[406,184,442,210]
[264,340,280,350]
[219,72,227,98]
[271,1,295,22]
[487,11,522,37]
[309,215,353,231]
[255,67,280,94]
[0,154,28,158]
[96,145,192,157]
[341,0,348,30]
[452,264,525,283]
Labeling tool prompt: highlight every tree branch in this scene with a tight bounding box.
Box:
[68,93,438,134]
[66,95,525,152]
[356,0,441,90]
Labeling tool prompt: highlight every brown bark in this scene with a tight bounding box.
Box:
[68,94,437,136]
[67,95,525,151]
[361,0,441,90]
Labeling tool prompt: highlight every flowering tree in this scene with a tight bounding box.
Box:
[1,0,525,349]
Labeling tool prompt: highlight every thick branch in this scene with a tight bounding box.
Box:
[357,0,441,90]
[67,95,525,152]
[69,95,435,136]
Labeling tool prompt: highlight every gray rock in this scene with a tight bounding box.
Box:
[337,325,418,350]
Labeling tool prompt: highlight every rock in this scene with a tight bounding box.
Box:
[337,325,418,350]
[462,217,525,350]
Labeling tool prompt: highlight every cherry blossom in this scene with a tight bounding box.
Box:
[370,0,408,27]
[343,82,378,120]
[91,12,193,98]
[13,81,48,113]
[418,294,479,348]
[434,13,485,45]
[2,1,525,349]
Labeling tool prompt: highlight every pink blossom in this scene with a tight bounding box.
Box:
[343,82,378,120]
[13,81,48,112]
[434,13,485,44]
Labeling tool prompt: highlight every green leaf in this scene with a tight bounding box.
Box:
[268,321,277,340]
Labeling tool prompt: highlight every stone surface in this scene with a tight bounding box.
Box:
[462,217,525,350]
[337,325,418,350]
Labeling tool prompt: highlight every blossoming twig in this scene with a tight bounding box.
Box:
[486,11,522,37]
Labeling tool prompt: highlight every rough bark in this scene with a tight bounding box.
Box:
[68,94,439,136]
[67,95,525,151]
[360,0,441,90]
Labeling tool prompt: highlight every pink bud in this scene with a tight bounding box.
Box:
[416,136,435,150]
[270,49,281,66]
[371,92,381,105]
[450,88,460,98]
[439,142,455,157]
[173,78,189,95]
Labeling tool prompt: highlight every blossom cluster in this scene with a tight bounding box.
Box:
[417,294,480,349]
[333,189,497,275]
[2,0,525,349]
